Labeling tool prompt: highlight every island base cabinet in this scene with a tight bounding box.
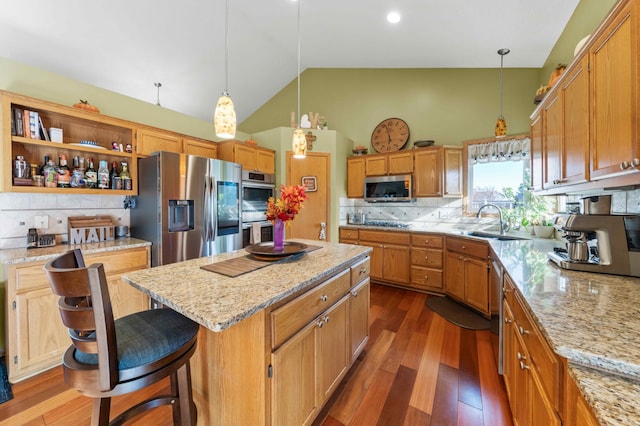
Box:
[349,278,370,361]
[271,295,350,426]
[190,311,268,426]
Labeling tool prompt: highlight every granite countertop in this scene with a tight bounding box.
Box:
[122,240,371,332]
[0,237,151,265]
[490,238,640,426]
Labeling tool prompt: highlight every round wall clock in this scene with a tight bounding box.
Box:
[371,118,410,153]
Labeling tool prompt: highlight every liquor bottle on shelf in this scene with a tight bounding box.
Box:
[39,155,50,176]
[43,160,57,188]
[98,160,110,189]
[110,161,122,190]
[120,161,132,191]
[57,155,70,188]
[70,156,86,188]
[85,157,97,189]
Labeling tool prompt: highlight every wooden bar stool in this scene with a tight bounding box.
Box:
[44,249,198,425]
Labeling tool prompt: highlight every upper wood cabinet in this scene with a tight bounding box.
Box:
[530,111,544,191]
[346,156,365,198]
[414,146,463,197]
[218,140,275,174]
[136,128,182,156]
[531,0,640,191]
[364,151,413,176]
[183,137,218,158]
[590,0,639,180]
[0,90,138,195]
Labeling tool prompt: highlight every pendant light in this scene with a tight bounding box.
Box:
[495,48,510,138]
[292,0,307,159]
[214,0,236,139]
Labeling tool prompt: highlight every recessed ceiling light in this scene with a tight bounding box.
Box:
[387,11,401,24]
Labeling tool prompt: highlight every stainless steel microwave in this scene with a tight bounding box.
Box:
[364,174,413,202]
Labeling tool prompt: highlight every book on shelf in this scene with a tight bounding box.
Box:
[22,109,29,137]
[38,116,49,141]
[29,111,41,139]
[13,107,24,137]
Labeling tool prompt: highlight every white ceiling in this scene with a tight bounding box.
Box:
[0,0,580,124]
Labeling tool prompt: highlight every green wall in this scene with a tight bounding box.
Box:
[0,56,250,141]
[240,68,540,150]
[541,0,618,85]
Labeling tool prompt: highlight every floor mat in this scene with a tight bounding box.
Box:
[425,296,490,330]
[0,357,13,404]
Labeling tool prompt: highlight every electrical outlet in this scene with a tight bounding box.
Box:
[35,215,49,229]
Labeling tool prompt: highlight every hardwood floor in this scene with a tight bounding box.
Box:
[0,283,512,425]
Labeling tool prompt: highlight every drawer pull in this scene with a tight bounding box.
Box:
[424,240,430,244]
[424,256,428,260]
[423,276,429,280]
[461,245,466,250]
[359,267,367,274]
[320,295,328,302]
[519,326,530,335]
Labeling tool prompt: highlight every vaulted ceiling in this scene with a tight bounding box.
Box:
[0,0,579,123]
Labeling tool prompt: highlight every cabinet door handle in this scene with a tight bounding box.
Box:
[519,326,530,335]
[320,295,328,302]
[502,286,510,294]
[351,290,359,297]
[633,158,640,168]
[504,317,512,324]
[517,352,526,361]
[317,320,324,328]
[621,161,631,170]
[324,316,330,324]
[519,360,530,370]
[461,246,466,250]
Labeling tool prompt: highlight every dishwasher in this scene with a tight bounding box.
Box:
[490,257,504,375]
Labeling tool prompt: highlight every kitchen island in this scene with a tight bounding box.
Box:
[122,239,372,426]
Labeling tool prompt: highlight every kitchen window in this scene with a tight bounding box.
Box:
[465,136,531,214]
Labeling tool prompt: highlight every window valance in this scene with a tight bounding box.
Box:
[467,137,530,164]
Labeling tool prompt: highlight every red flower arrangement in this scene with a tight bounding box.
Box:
[266,184,308,222]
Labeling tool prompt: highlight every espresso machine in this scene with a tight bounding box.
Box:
[547,214,640,277]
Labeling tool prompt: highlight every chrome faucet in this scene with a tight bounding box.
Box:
[476,203,506,235]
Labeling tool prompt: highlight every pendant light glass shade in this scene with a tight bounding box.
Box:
[214,0,236,139]
[292,128,307,158]
[291,0,305,158]
[214,93,236,139]
[495,48,510,137]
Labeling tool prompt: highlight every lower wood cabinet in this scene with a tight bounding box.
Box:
[444,236,490,316]
[358,230,410,285]
[503,274,561,426]
[410,233,444,293]
[270,258,370,426]
[5,246,150,382]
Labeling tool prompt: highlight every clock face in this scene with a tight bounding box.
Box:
[371,118,410,153]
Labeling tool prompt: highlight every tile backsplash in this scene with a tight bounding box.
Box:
[0,193,129,249]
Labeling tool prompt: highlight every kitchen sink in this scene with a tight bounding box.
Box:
[461,231,529,241]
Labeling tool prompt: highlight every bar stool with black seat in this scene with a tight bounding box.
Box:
[44,249,199,425]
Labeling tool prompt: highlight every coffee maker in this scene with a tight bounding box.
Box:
[547,214,640,277]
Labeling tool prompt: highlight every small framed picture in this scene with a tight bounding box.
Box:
[302,176,317,192]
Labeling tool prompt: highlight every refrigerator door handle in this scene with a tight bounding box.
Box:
[211,175,218,240]
[203,175,214,241]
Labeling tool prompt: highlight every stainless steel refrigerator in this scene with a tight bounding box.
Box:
[131,151,242,267]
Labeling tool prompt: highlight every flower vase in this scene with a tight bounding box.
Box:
[273,218,285,251]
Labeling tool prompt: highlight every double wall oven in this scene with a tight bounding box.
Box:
[241,170,275,247]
